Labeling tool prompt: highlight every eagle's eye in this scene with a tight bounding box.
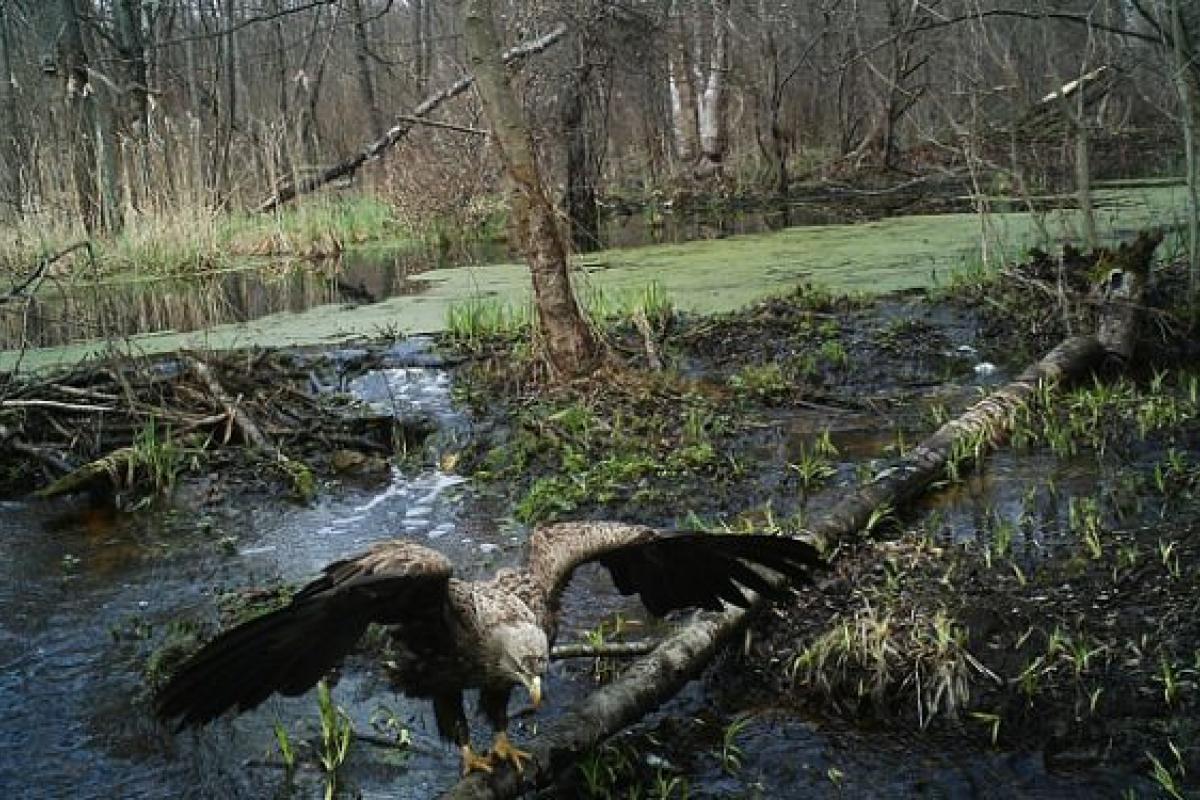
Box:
[522,655,547,674]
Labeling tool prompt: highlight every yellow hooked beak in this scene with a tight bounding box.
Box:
[525,675,543,709]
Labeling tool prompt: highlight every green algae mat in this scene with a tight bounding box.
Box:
[1,184,1187,373]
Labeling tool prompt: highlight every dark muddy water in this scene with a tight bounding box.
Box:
[0,344,1157,798]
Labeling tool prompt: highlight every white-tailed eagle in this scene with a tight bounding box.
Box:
[155,522,823,774]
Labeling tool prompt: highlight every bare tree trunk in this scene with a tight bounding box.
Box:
[757,17,788,198]
[0,7,22,219]
[462,0,602,377]
[297,3,337,163]
[350,0,385,138]
[563,61,599,252]
[113,0,148,135]
[667,0,701,165]
[1171,0,1200,297]
[413,0,433,94]
[59,0,122,233]
[267,0,292,177]
[217,0,238,199]
[697,0,731,173]
[1073,119,1098,250]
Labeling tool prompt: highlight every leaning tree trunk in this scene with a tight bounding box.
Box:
[462,0,602,377]
[442,233,1160,799]
[59,0,122,234]
[257,25,568,211]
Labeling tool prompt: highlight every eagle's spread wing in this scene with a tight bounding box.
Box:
[527,522,824,616]
[155,540,453,727]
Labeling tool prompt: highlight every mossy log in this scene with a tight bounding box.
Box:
[35,445,140,499]
[442,235,1159,799]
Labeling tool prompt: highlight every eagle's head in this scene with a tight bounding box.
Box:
[493,623,549,707]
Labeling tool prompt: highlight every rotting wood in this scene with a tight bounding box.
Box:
[442,234,1158,799]
[1095,229,1162,361]
[256,25,566,212]
[36,413,227,499]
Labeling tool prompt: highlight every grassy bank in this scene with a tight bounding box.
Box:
[0,194,493,281]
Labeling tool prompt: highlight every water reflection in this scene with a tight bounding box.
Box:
[0,245,442,351]
[1,211,783,352]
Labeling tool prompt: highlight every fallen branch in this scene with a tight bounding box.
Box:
[0,399,116,413]
[393,114,490,136]
[0,241,90,305]
[256,24,566,212]
[551,640,659,660]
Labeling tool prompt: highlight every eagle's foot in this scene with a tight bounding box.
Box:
[489,731,533,773]
[460,743,494,775]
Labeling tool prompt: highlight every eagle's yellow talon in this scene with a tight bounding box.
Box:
[489,731,533,773]
[461,743,494,775]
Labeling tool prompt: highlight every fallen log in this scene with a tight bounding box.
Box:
[443,235,1160,799]
[256,25,566,212]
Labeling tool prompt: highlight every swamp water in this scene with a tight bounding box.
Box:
[0,342,1158,798]
[1,183,1187,374]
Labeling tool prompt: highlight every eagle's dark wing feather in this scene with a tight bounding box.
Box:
[155,541,453,728]
[527,522,824,617]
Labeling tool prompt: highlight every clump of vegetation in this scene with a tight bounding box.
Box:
[791,599,989,726]
[467,379,733,525]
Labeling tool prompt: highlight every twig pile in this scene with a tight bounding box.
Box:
[0,349,398,502]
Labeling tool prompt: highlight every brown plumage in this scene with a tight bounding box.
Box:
[154,522,824,773]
